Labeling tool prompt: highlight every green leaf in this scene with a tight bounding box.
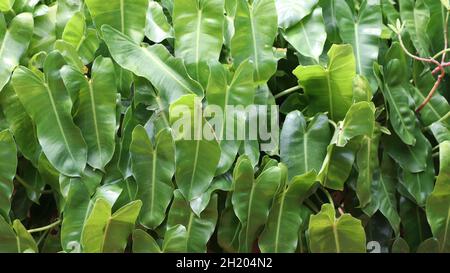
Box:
[400,197,432,252]
[0,84,40,165]
[0,215,17,252]
[392,237,410,253]
[294,44,356,121]
[169,94,221,202]
[363,154,401,235]
[29,5,57,55]
[12,52,87,177]
[336,0,382,90]
[85,0,148,43]
[374,62,417,146]
[335,101,375,147]
[318,142,357,191]
[173,0,224,86]
[356,127,380,208]
[275,0,318,29]
[384,129,431,173]
[130,126,175,229]
[206,60,255,175]
[81,199,142,253]
[0,0,15,12]
[145,1,173,43]
[73,56,117,170]
[56,0,83,38]
[282,7,327,62]
[259,171,318,253]
[399,0,431,56]
[232,156,281,252]
[12,220,38,253]
[102,25,204,104]
[417,238,440,253]
[0,12,34,91]
[426,141,450,252]
[167,190,218,253]
[231,0,278,83]
[132,229,161,253]
[62,12,100,64]
[190,176,231,217]
[400,155,435,207]
[0,130,17,221]
[0,217,37,253]
[61,180,91,252]
[280,111,331,180]
[308,204,366,253]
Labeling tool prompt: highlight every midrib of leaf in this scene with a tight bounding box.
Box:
[87,80,102,163]
[354,23,362,75]
[194,9,202,80]
[416,207,424,243]
[100,217,112,253]
[186,211,195,249]
[380,175,396,216]
[441,206,450,252]
[248,7,260,81]
[332,222,340,253]
[244,185,256,251]
[274,191,287,253]
[149,144,157,221]
[142,48,193,94]
[300,20,314,60]
[304,133,309,172]
[325,73,335,121]
[44,83,77,163]
[120,0,125,33]
[188,139,201,200]
[384,85,413,141]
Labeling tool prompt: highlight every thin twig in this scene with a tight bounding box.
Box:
[416,63,445,112]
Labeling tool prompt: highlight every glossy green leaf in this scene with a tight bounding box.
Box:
[81,199,142,253]
[130,126,175,229]
[280,111,331,180]
[335,101,375,147]
[259,171,318,253]
[0,130,17,221]
[426,141,450,252]
[308,203,366,253]
[282,7,327,62]
[206,60,255,175]
[85,0,148,43]
[374,62,417,146]
[169,94,221,202]
[384,129,431,173]
[0,12,34,91]
[12,51,87,176]
[275,0,317,29]
[62,12,100,64]
[294,44,356,121]
[102,25,204,104]
[232,156,281,252]
[73,56,117,170]
[145,1,173,43]
[231,0,278,83]
[0,84,40,165]
[167,190,218,253]
[336,0,382,90]
[399,0,431,56]
[173,0,224,86]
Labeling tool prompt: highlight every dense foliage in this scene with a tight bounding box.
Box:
[0,0,450,253]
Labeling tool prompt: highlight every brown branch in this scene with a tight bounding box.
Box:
[416,62,446,112]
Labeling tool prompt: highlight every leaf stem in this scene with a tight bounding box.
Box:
[28,220,61,234]
[15,175,52,195]
[320,186,334,208]
[274,85,301,99]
